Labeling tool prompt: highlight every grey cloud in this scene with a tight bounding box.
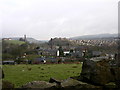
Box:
[1,0,119,40]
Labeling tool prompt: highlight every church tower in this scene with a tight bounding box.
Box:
[24,35,27,42]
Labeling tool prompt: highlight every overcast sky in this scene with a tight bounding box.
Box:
[0,0,119,40]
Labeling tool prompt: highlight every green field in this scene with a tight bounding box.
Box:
[5,40,25,45]
[3,63,82,88]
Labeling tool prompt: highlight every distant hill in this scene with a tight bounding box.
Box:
[70,33,118,40]
[26,38,46,43]
[9,37,46,44]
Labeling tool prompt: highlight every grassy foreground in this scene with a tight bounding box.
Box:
[3,63,82,88]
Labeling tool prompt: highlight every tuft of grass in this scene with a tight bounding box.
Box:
[27,68,32,71]
[41,68,44,70]
[38,67,41,69]
[72,66,78,68]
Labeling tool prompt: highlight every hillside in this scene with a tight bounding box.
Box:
[48,38,74,46]
[4,40,25,45]
[11,37,45,44]
[26,38,46,44]
[70,33,118,40]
